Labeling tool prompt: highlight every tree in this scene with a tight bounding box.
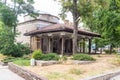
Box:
[0,1,36,56]
[58,0,94,54]
[85,0,120,54]
[0,0,38,34]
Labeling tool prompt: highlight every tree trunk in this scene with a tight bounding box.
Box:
[109,45,113,54]
[100,48,102,54]
[72,0,79,54]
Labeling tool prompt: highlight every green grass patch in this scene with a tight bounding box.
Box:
[69,68,82,75]
[13,58,30,66]
[46,72,74,80]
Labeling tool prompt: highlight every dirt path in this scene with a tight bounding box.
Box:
[24,55,120,80]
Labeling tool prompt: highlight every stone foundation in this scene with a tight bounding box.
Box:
[81,70,120,80]
[36,60,59,66]
[8,63,48,80]
[72,60,95,65]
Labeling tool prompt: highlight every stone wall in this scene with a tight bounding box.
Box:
[81,70,120,80]
[8,63,48,80]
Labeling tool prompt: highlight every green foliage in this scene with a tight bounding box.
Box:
[69,68,82,75]
[11,43,30,57]
[60,56,67,61]
[85,0,120,48]
[13,58,30,66]
[2,57,17,63]
[2,57,30,66]
[41,53,60,61]
[73,54,96,61]
[104,49,117,54]
[0,1,38,58]
[1,42,30,57]
[32,49,43,60]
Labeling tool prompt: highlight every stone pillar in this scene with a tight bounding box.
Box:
[61,36,64,55]
[88,38,92,54]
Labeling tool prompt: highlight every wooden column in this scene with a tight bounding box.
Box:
[30,36,32,54]
[88,38,92,54]
[61,36,64,55]
[83,38,85,53]
[80,41,82,53]
[48,37,51,53]
[39,37,42,50]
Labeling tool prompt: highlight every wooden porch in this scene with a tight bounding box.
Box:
[30,32,93,55]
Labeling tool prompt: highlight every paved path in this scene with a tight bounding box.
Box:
[109,75,120,80]
[0,65,25,80]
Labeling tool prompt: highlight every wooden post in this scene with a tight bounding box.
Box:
[80,41,82,53]
[88,38,92,54]
[61,36,64,55]
[30,36,32,54]
[39,37,42,50]
[83,38,85,53]
[48,37,51,53]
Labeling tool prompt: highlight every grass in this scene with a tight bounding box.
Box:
[13,58,30,66]
[46,72,74,80]
[69,68,82,75]
[111,54,120,66]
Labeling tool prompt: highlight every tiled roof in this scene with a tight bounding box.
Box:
[24,24,100,37]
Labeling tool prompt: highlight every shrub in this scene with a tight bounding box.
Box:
[2,57,17,63]
[73,53,96,61]
[0,54,7,60]
[104,49,117,54]
[41,53,60,61]
[60,56,67,61]
[1,43,30,57]
[32,49,43,60]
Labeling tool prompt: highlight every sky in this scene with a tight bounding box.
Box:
[19,0,73,22]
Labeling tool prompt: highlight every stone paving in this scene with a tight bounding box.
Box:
[0,65,25,80]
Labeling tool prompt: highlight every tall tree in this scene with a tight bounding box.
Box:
[0,0,38,34]
[58,0,94,54]
[85,0,120,54]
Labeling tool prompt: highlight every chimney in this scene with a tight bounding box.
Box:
[64,20,69,25]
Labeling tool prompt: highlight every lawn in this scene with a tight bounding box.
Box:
[23,54,120,80]
[13,58,30,66]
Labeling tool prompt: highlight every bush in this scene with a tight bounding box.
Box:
[1,43,30,57]
[60,56,67,61]
[73,53,96,61]
[104,49,117,54]
[32,49,43,60]
[0,54,7,60]
[2,57,17,63]
[41,53,60,61]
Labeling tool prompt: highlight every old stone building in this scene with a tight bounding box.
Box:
[16,13,100,55]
